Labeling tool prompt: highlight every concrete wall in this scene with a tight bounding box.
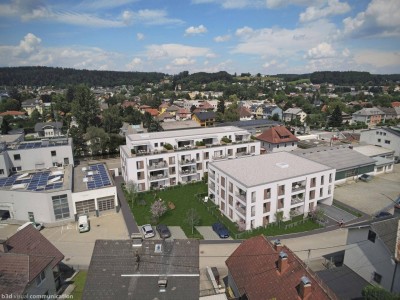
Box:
[360,129,400,158]
[344,227,400,293]
[0,151,13,178]
[261,141,298,153]
[25,265,58,297]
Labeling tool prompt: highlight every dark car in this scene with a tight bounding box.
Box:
[359,174,373,182]
[375,211,391,218]
[212,222,229,238]
[156,224,171,239]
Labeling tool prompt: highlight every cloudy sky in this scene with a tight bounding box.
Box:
[0,0,399,75]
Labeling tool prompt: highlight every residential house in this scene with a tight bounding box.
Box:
[176,108,191,120]
[360,127,400,160]
[283,108,307,123]
[192,111,216,127]
[238,106,253,121]
[21,98,43,116]
[83,239,199,300]
[0,225,64,298]
[378,106,400,120]
[293,146,376,185]
[208,152,335,230]
[165,105,180,116]
[225,236,336,300]
[0,111,26,119]
[391,102,400,108]
[120,100,138,109]
[157,112,175,122]
[343,217,400,293]
[143,108,159,117]
[34,122,63,138]
[119,122,146,136]
[119,126,260,191]
[158,102,170,114]
[262,105,282,120]
[352,107,385,127]
[256,126,299,153]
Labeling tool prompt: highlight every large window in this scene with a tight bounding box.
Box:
[14,154,21,161]
[52,194,70,220]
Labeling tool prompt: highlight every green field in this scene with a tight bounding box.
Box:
[70,271,87,300]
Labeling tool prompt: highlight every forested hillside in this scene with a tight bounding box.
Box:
[310,71,400,85]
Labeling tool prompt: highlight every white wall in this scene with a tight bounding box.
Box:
[360,129,400,158]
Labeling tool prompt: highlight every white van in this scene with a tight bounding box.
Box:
[78,215,90,233]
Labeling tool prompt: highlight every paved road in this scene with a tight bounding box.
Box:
[320,203,358,223]
[114,176,140,236]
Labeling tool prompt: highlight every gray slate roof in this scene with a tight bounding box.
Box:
[372,217,400,258]
[83,239,199,300]
[34,122,63,132]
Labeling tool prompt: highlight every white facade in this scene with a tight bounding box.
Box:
[283,108,307,123]
[360,128,400,160]
[0,138,74,178]
[208,152,335,230]
[259,140,298,153]
[120,126,261,191]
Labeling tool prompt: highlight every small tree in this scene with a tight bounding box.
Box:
[185,208,200,234]
[328,105,343,128]
[125,180,138,207]
[275,211,284,228]
[150,199,167,223]
[362,285,399,300]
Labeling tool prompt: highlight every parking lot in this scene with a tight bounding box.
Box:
[334,164,400,216]
[196,226,233,240]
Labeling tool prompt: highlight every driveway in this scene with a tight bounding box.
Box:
[333,165,400,216]
[319,204,358,223]
[196,226,233,240]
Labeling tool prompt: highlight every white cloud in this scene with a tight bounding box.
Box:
[305,42,336,59]
[78,0,139,10]
[136,33,144,40]
[171,57,196,65]
[263,59,277,68]
[191,0,265,9]
[235,26,254,37]
[185,25,207,36]
[342,48,350,57]
[214,35,232,42]
[354,50,400,68]
[266,0,324,9]
[126,57,143,70]
[343,0,400,38]
[18,33,41,54]
[300,0,350,23]
[121,9,184,26]
[146,44,214,59]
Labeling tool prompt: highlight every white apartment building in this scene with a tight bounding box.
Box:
[208,152,335,230]
[120,126,261,191]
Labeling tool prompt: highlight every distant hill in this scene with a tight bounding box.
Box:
[0,66,166,87]
[309,71,400,85]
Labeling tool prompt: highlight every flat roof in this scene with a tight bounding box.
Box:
[293,146,376,171]
[0,166,71,192]
[5,138,71,151]
[210,152,333,187]
[73,163,113,193]
[126,126,248,142]
[161,120,201,131]
[353,145,394,157]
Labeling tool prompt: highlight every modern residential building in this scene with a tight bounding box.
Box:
[208,152,335,230]
[0,138,74,178]
[352,107,385,127]
[293,146,376,185]
[256,125,299,153]
[360,127,400,160]
[83,239,199,300]
[0,162,117,224]
[344,217,400,293]
[0,225,65,298]
[120,126,260,191]
[283,108,307,123]
[192,111,216,127]
[225,236,336,299]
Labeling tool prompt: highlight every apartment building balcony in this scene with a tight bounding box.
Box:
[236,151,251,158]
[236,219,246,232]
[212,154,227,160]
[235,204,247,218]
[235,192,246,202]
[149,173,168,181]
[291,194,304,205]
[209,183,215,192]
[209,172,215,180]
[291,181,306,192]
[180,168,197,176]
[179,158,196,166]
[148,161,168,170]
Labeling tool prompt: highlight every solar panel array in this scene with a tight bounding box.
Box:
[85,164,111,190]
[0,171,64,191]
[17,142,42,149]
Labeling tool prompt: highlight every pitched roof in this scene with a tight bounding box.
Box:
[284,108,303,114]
[34,122,63,132]
[352,107,385,116]
[256,126,299,144]
[371,217,400,259]
[199,101,214,110]
[177,108,190,115]
[83,239,199,300]
[0,111,26,116]
[238,106,252,118]
[391,101,400,108]
[226,236,335,300]
[0,226,64,295]
[144,108,159,116]
[193,111,216,121]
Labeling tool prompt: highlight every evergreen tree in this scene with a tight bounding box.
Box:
[217,99,225,114]
[71,85,100,132]
[329,105,343,127]
[1,118,11,134]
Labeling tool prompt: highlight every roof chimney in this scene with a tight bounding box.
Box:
[277,251,289,273]
[273,239,282,252]
[0,240,8,253]
[299,276,312,299]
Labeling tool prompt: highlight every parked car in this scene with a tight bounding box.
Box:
[17,221,44,232]
[156,224,171,239]
[212,222,229,238]
[78,215,90,233]
[141,224,155,239]
[359,174,373,182]
[375,211,391,218]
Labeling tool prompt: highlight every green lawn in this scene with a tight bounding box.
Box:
[70,270,87,300]
[130,182,218,238]
[129,182,322,239]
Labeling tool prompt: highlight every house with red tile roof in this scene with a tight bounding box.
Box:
[176,108,191,120]
[256,125,299,153]
[0,110,26,118]
[0,225,64,298]
[143,108,159,117]
[238,106,253,121]
[391,101,400,108]
[225,236,337,300]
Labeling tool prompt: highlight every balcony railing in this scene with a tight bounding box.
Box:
[209,173,215,180]
[212,155,227,160]
[179,159,196,165]
[149,173,168,181]
[291,196,304,205]
[180,169,197,176]
[235,192,246,202]
[209,184,215,191]
[236,205,246,217]
[291,184,306,192]
[236,152,250,157]
[148,161,168,170]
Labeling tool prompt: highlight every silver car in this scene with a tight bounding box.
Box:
[141,224,155,239]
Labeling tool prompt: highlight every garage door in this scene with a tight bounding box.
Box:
[75,199,96,215]
[98,197,115,212]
